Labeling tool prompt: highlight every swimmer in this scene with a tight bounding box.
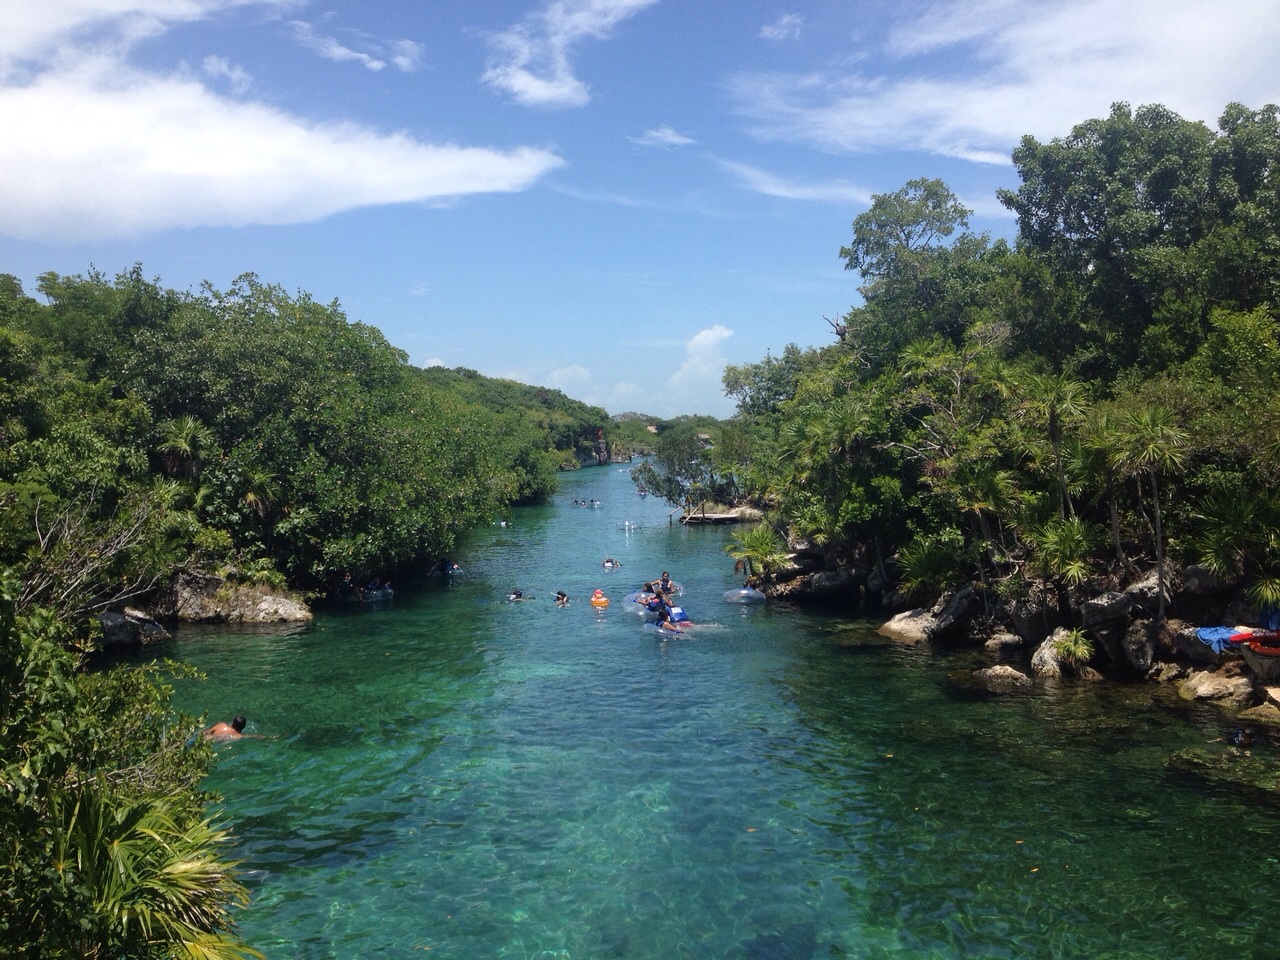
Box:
[508,589,532,602]
[603,557,621,569]
[555,590,570,607]
[655,608,683,634]
[203,715,246,740]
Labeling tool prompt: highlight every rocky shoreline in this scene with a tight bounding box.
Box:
[97,569,312,649]
[764,556,1280,726]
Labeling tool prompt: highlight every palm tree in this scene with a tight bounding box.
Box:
[156,415,218,481]
[1018,372,1089,520]
[1111,404,1188,619]
[47,785,260,959]
[725,523,789,583]
[1080,406,1128,567]
[241,468,279,521]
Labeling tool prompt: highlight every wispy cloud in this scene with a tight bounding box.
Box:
[483,0,660,108]
[202,55,252,94]
[716,159,871,204]
[760,13,803,41]
[0,2,562,241]
[549,180,662,209]
[629,125,696,148]
[728,0,1280,164]
[289,20,422,73]
[0,0,284,77]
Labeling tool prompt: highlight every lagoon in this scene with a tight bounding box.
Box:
[156,465,1279,958]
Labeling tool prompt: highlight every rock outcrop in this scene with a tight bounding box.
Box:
[150,571,313,625]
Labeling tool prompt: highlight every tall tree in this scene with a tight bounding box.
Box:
[1111,404,1188,619]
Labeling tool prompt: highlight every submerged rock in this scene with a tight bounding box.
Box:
[973,664,1033,692]
[1167,747,1280,803]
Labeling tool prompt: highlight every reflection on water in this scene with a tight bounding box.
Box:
[135,467,1280,958]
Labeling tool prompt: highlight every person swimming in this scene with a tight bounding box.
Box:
[655,608,683,634]
[555,590,570,607]
[203,715,246,740]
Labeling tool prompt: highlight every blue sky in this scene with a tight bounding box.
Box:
[2,1,1278,418]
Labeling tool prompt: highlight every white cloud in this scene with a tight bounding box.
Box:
[422,356,447,368]
[662,325,734,415]
[483,0,660,108]
[727,0,1280,164]
[388,39,422,72]
[715,159,871,204]
[629,125,696,148]
[202,54,251,94]
[0,0,282,76]
[289,20,387,71]
[287,21,421,73]
[0,4,563,241]
[546,363,592,392]
[760,13,803,41]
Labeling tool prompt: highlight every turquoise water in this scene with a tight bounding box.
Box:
[156,466,1280,958]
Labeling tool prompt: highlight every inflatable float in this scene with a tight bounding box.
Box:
[723,586,766,604]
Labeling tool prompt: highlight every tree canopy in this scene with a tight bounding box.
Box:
[718,100,1280,612]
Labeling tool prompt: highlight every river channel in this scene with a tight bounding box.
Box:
[157,464,1279,958]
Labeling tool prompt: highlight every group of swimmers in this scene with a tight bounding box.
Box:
[634,572,691,633]
[504,570,691,632]
[572,499,601,507]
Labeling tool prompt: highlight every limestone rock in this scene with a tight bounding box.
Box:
[1031,631,1065,678]
[1178,663,1254,705]
[928,585,979,643]
[984,631,1023,653]
[808,567,857,600]
[97,608,171,649]
[1122,620,1155,673]
[151,571,312,624]
[973,664,1032,692]
[1182,563,1238,595]
[1009,595,1054,646]
[1080,591,1132,629]
[1237,702,1280,727]
[878,608,932,644]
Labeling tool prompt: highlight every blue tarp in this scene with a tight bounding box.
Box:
[1196,627,1243,654]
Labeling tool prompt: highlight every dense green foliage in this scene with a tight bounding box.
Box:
[0,269,613,957]
[414,365,614,489]
[0,570,257,958]
[715,101,1280,609]
[0,269,611,608]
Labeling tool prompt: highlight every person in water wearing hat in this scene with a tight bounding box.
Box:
[590,589,609,607]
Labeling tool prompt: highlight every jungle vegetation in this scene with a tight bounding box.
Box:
[4,98,1280,958]
[0,269,613,956]
[650,102,1280,612]
[0,270,614,614]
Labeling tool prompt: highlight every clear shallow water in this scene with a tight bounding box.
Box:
[152,467,1280,959]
